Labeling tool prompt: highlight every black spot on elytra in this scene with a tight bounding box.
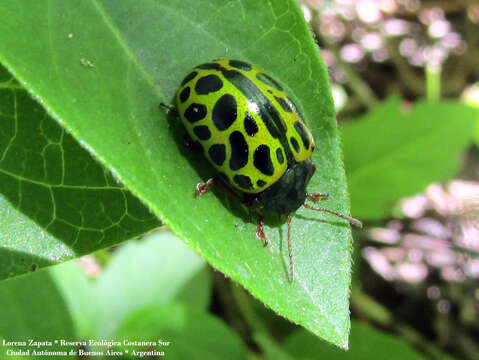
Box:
[229,60,252,71]
[229,131,248,171]
[244,112,258,136]
[184,103,207,123]
[179,87,190,103]
[209,144,226,166]
[197,63,221,70]
[276,148,284,164]
[256,72,283,91]
[195,74,223,95]
[181,71,198,86]
[275,96,292,112]
[294,121,311,150]
[193,125,211,140]
[234,174,253,190]
[212,94,237,131]
[253,144,274,176]
[257,179,266,187]
[290,137,300,153]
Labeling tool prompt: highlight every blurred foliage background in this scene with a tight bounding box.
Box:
[303,0,479,359]
[0,0,478,359]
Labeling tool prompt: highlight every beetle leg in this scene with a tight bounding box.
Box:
[306,189,362,228]
[196,176,246,204]
[306,193,362,227]
[253,198,268,246]
[303,203,363,228]
[195,176,270,247]
[159,103,179,117]
[256,214,268,246]
[306,193,329,202]
[195,178,216,196]
[286,215,294,282]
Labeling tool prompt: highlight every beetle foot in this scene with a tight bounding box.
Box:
[195,178,215,196]
[256,216,268,246]
[307,193,329,202]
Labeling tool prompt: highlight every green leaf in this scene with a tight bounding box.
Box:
[48,260,98,339]
[0,64,160,280]
[46,231,211,340]
[0,194,66,280]
[94,231,211,338]
[0,232,210,355]
[285,321,425,359]
[114,303,248,360]
[254,332,295,360]
[0,270,76,353]
[342,98,477,220]
[0,0,353,346]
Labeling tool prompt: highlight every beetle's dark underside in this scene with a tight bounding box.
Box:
[250,158,315,215]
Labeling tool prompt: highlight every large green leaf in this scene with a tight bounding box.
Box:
[115,303,248,360]
[48,260,98,339]
[342,98,476,220]
[0,269,76,355]
[0,194,68,280]
[0,232,212,357]
[0,0,353,346]
[254,332,295,360]
[0,64,160,279]
[94,231,211,338]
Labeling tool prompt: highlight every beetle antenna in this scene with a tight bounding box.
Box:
[287,215,294,282]
[159,103,179,117]
[303,203,363,228]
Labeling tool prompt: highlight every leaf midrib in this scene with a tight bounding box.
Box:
[91,0,166,101]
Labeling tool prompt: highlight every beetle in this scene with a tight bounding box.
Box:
[161,59,361,281]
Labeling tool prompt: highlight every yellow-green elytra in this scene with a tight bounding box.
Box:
[176,60,317,214]
[169,59,362,281]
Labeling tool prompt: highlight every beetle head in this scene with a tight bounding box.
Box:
[258,159,314,215]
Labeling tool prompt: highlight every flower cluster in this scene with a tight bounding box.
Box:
[364,180,479,312]
[303,0,470,68]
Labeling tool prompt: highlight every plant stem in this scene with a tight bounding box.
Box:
[426,62,442,101]
[333,48,380,109]
[231,283,269,334]
[351,287,450,360]
[213,271,253,344]
[385,38,425,96]
[306,3,379,110]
